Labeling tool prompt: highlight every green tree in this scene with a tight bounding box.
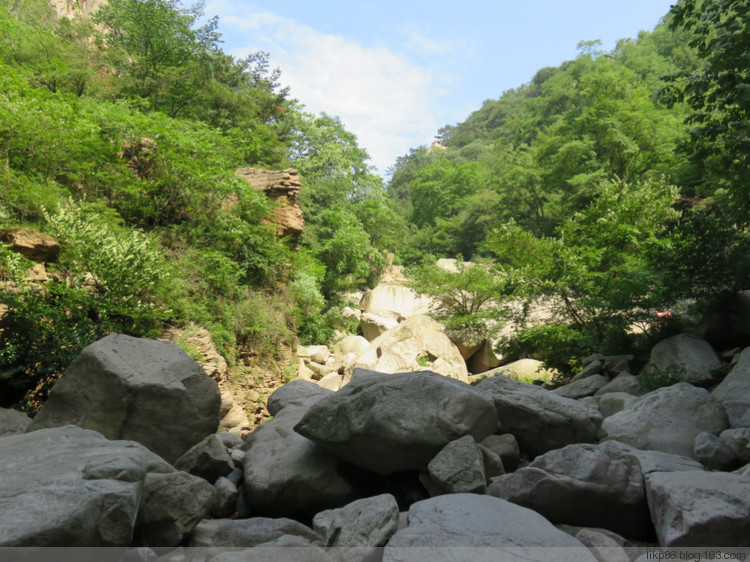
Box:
[94,0,219,117]
[662,0,750,218]
[406,259,518,332]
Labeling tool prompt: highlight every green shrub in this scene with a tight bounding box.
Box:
[43,199,165,300]
[638,364,687,392]
[232,291,294,360]
[497,324,593,375]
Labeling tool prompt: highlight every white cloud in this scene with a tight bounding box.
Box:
[217,10,444,174]
[402,25,456,56]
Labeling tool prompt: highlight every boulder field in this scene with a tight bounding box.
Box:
[1,333,749,561]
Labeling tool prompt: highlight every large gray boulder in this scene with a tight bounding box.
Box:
[712,347,750,427]
[601,383,729,458]
[0,407,31,436]
[645,471,750,546]
[241,383,359,519]
[28,334,221,463]
[0,425,147,546]
[312,493,400,547]
[475,375,602,457]
[384,494,596,562]
[487,441,653,540]
[132,471,216,547]
[294,371,498,475]
[641,334,721,386]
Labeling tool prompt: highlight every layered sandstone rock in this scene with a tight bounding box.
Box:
[235,168,305,244]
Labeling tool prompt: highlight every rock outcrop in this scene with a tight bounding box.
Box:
[0,228,60,262]
[49,0,108,19]
[344,315,469,383]
[235,168,305,244]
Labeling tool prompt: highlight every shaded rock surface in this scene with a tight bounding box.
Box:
[295,371,498,475]
[476,375,602,457]
[480,433,520,472]
[594,372,645,397]
[241,382,359,519]
[28,334,221,464]
[645,471,750,546]
[132,470,216,547]
[719,427,750,465]
[601,383,729,458]
[421,435,487,495]
[0,426,147,546]
[0,407,31,436]
[712,347,750,427]
[598,392,639,419]
[487,441,654,540]
[694,431,738,471]
[312,494,400,547]
[266,379,333,416]
[552,374,609,399]
[174,433,234,483]
[210,517,323,549]
[642,334,721,386]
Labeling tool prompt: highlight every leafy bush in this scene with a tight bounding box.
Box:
[638,364,687,392]
[232,291,294,361]
[496,324,593,375]
[44,200,165,301]
[406,259,518,332]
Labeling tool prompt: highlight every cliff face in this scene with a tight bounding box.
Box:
[235,168,305,245]
[48,0,108,19]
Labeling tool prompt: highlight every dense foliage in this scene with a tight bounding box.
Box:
[386,0,750,371]
[3,0,749,406]
[0,0,391,408]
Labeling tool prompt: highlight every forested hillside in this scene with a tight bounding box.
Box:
[0,0,400,410]
[2,0,750,412]
[389,1,750,371]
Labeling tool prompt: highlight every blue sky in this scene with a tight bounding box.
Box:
[205,1,676,174]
